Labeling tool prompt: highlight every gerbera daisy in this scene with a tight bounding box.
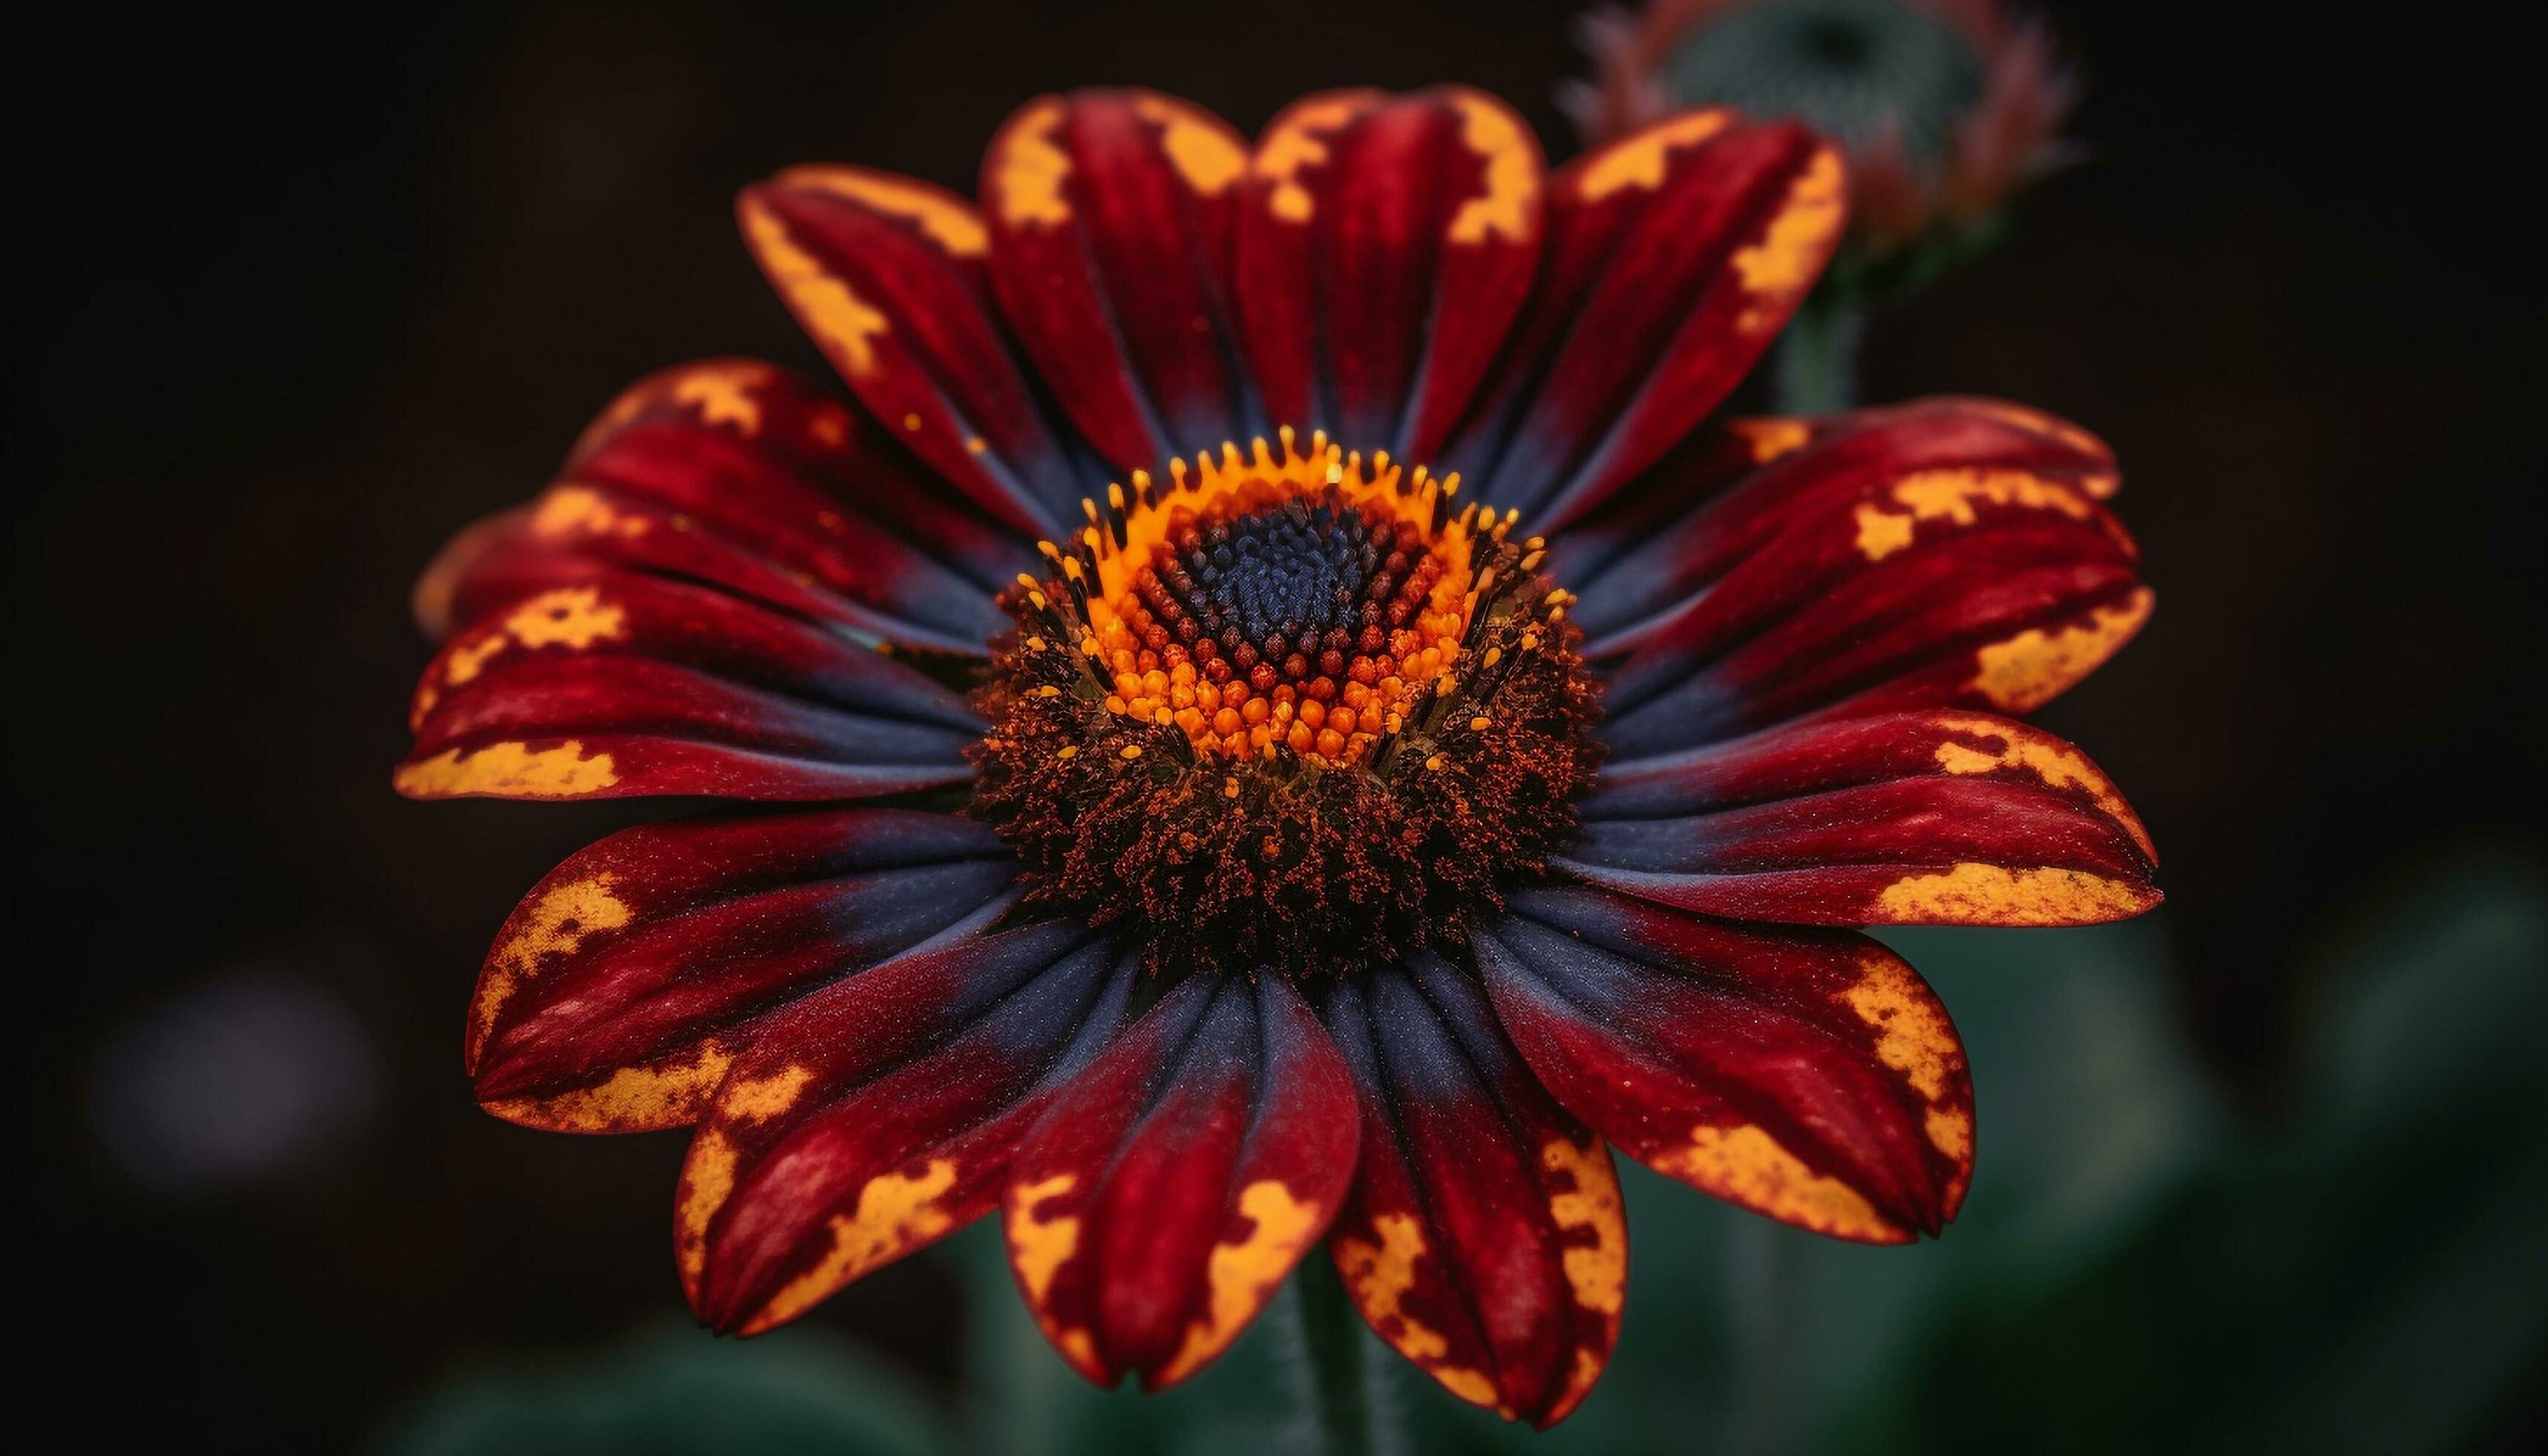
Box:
[400,85,2156,1427]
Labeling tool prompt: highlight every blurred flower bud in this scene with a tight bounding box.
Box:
[1567,0,2077,273]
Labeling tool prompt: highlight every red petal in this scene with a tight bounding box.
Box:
[1443,111,1843,527]
[397,570,978,802]
[1564,710,2159,926]
[1560,396,2121,657]
[1236,88,1543,462]
[1593,412,2145,755]
[467,808,1019,1132]
[678,919,1131,1333]
[1322,957,1624,1428]
[738,166,1089,536]
[981,90,1254,471]
[1476,887,1974,1243]
[1003,972,1357,1389]
[419,359,1023,655]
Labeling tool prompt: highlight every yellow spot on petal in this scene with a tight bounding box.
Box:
[439,634,510,691]
[1055,1326,1102,1377]
[678,1128,739,1284]
[396,741,619,799]
[741,193,891,377]
[1133,94,1246,196]
[1932,713,2154,859]
[1333,1212,1499,1408]
[1732,148,1846,307]
[994,99,1073,228]
[809,405,851,449]
[1267,185,1313,224]
[669,362,773,433]
[721,1063,814,1123]
[503,586,625,651]
[1445,93,1536,245]
[1875,862,2153,925]
[1554,1345,1607,1423]
[1851,467,2104,562]
[1968,587,2154,713]
[1579,110,1733,201]
[1156,1180,1323,1384]
[484,1041,732,1132]
[1437,1364,1502,1409]
[1541,1138,1625,1316]
[1842,955,1960,1101]
[1892,467,2096,527]
[1009,1172,1081,1303]
[530,484,647,539]
[1255,94,1373,224]
[1732,417,1810,462]
[425,588,629,726]
[1853,501,1917,561]
[774,166,988,256]
[1926,1105,1975,1163]
[748,1160,961,1332]
[473,874,633,1055]
[1651,1123,1894,1241]
[1334,1216,1440,1357]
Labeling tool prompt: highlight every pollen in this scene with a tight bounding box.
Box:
[968,429,1602,981]
[1049,432,1483,768]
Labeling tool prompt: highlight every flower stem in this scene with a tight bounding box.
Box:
[955,1222,1062,1456]
[1770,286,1865,416]
[1287,1255,1388,1456]
[1722,1213,1792,1456]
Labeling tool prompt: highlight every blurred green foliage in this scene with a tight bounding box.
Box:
[382,854,2547,1455]
[383,1323,949,1456]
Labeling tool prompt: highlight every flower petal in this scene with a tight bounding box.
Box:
[467,807,1021,1132]
[1442,111,1843,528]
[738,166,1092,536]
[1592,413,2145,757]
[417,359,1021,655]
[1560,396,2122,657]
[1003,972,1357,1390]
[1236,87,1543,462]
[1475,886,1973,1243]
[981,90,1255,471]
[679,917,1131,1334]
[1561,710,2159,926]
[398,569,979,802]
[1321,956,1624,1428]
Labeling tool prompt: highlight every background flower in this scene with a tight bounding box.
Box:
[1569,0,2076,263]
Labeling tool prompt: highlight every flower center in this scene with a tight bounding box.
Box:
[969,431,1600,981]
[1079,439,1480,767]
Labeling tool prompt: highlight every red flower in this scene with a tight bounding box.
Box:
[401,87,2154,1427]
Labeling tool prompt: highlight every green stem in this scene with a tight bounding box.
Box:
[1770,287,1865,416]
[1722,1214,1790,1456]
[955,1222,1062,1456]
[1288,1255,1386,1456]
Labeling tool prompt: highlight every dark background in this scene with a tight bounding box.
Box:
[9,1,2542,1451]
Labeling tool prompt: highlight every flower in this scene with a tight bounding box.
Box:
[1569,0,2076,259]
[400,86,2156,1427]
